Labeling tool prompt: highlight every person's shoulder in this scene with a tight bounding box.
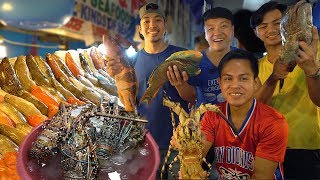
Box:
[168,45,187,52]
[256,101,286,122]
[258,54,268,62]
[318,41,320,60]
[230,46,239,50]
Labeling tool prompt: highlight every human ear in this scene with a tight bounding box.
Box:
[253,77,260,91]
[253,29,260,38]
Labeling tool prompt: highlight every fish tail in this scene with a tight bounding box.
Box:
[139,95,151,105]
[139,86,160,105]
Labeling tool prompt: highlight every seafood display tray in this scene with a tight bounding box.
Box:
[17,122,160,180]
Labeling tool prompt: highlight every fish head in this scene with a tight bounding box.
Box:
[184,66,201,76]
[167,50,203,64]
[102,35,121,57]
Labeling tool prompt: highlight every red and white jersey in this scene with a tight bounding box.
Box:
[201,99,288,179]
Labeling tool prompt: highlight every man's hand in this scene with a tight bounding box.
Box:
[271,59,290,81]
[296,26,320,76]
[167,65,189,87]
[105,57,123,77]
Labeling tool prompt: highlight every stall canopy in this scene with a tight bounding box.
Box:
[40,0,146,46]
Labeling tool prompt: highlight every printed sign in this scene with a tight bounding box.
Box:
[44,0,144,45]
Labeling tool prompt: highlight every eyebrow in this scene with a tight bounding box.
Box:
[205,19,231,26]
[221,73,251,76]
[259,18,281,25]
[142,14,163,19]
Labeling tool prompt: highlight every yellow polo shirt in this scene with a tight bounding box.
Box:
[258,44,320,149]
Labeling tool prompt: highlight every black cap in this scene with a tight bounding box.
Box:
[202,7,234,26]
[139,2,165,19]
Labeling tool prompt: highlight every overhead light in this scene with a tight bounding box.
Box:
[1,2,13,12]
[0,45,7,59]
[98,43,106,55]
[125,45,137,58]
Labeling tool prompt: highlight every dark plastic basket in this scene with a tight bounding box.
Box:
[17,122,160,180]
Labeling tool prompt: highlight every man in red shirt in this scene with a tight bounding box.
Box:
[173,49,288,179]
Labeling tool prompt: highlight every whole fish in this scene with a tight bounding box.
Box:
[13,55,36,91]
[64,50,85,77]
[98,69,116,83]
[0,57,23,94]
[4,93,43,117]
[52,53,76,78]
[82,49,99,72]
[79,52,94,75]
[26,54,52,87]
[90,47,107,70]
[34,55,56,83]
[0,134,18,158]
[17,90,49,116]
[0,102,27,124]
[94,72,118,96]
[140,50,202,104]
[68,77,102,105]
[79,53,99,84]
[0,124,28,145]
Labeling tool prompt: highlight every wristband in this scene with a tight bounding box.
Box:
[306,68,320,79]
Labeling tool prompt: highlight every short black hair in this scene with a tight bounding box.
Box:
[250,1,287,29]
[202,7,234,27]
[218,49,259,78]
[233,9,266,53]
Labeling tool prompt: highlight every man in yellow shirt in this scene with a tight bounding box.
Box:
[251,1,320,179]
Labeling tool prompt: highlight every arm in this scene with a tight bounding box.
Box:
[202,139,213,158]
[296,27,320,106]
[306,71,320,106]
[167,65,197,104]
[254,76,278,105]
[252,157,279,179]
[254,60,290,104]
[254,115,288,179]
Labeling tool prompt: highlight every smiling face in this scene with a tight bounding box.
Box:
[254,9,283,46]
[204,18,234,52]
[219,59,258,108]
[138,13,166,43]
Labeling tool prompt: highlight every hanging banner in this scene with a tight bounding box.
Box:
[41,0,145,45]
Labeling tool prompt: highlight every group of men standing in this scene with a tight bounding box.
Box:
[106,1,320,179]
